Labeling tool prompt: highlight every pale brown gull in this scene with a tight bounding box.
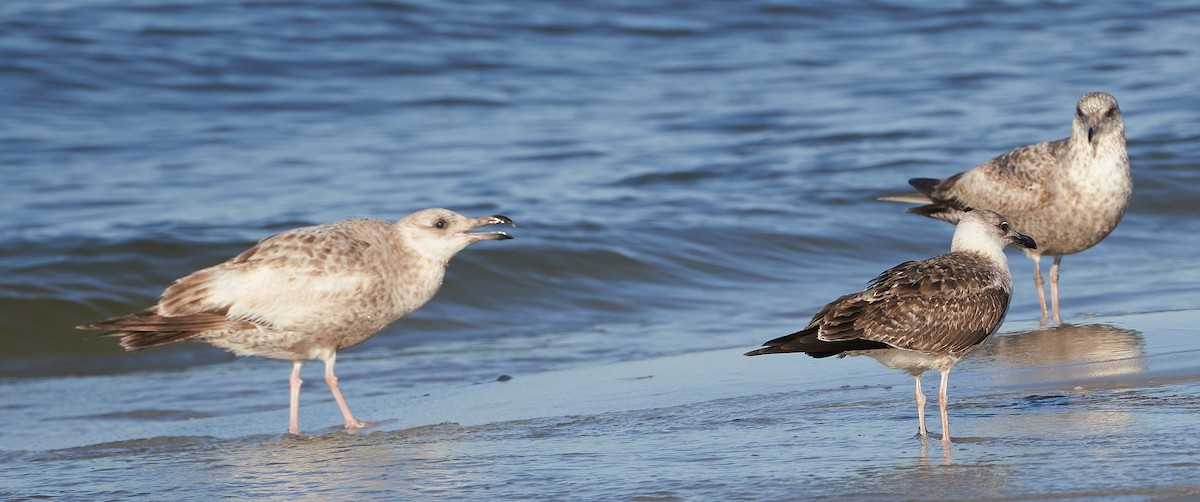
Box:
[78,208,515,435]
[745,209,1036,443]
[882,92,1131,324]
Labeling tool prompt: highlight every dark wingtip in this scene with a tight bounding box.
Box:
[908,178,942,195]
[906,204,947,219]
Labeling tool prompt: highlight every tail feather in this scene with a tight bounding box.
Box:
[78,309,250,351]
[113,331,203,350]
[876,178,942,206]
[875,177,970,223]
[907,202,961,221]
[876,192,932,204]
[78,310,233,332]
[744,327,889,358]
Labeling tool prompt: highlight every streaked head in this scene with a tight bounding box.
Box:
[397,208,515,258]
[1074,92,1123,144]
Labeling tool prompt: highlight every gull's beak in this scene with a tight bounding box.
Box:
[466,215,516,241]
[1008,230,1037,250]
[1085,115,1104,144]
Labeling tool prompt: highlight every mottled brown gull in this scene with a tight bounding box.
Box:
[745,209,1036,443]
[882,92,1130,324]
[78,208,515,435]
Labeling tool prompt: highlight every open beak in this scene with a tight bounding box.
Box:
[1008,231,1037,250]
[466,215,516,241]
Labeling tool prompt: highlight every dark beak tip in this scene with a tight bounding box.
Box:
[492,215,516,227]
[1006,232,1036,250]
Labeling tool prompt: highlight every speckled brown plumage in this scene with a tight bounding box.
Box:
[746,209,1036,442]
[782,253,1012,357]
[890,92,1131,324]
[78,208,515,435]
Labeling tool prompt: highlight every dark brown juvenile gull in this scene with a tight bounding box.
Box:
[882,92,1130,324]
[745,209,1036,443]
[78,208,515,435]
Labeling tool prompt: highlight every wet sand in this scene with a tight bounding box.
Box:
[4,310,1200,500]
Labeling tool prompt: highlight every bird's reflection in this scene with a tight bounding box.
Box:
[974,323,1144,376]
[213,424,467,495]
[968,323,1145,439]
[918,436,952,465]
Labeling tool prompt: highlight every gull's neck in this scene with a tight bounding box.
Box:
[1068,121,1127,171]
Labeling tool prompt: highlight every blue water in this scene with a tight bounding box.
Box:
[2,0,1200,499]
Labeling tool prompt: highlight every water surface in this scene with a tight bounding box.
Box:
[2,0,1199,499]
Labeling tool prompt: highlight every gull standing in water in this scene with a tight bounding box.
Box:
[746,209,1036,442]
[79,208,515,435]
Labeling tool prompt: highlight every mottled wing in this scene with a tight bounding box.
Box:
[227,222,377,272]
[935,140,1062,215]
[156,220,382,326]
[814,254,1010,355]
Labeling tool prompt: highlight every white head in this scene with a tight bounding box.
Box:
[1072,92,1124,146]
[951,209,1037,264]
[396,208,515,261]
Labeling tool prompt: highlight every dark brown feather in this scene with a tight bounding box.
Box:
[115,331,203,350]
[747,251,1011,359]
[907,176,972,222]
[79,309,237,332]
[744,326,890,358]
[826,253,1008,354]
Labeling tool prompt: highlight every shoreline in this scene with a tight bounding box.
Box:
[4,308,1198,452]
[3,310,1200,500]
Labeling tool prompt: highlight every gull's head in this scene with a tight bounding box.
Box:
[951,209,1037,262]
[397,208,515,259]
[1073,92,1123,145]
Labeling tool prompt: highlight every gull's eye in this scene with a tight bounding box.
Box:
[1105,107,1117,118]
[435,219,448,230]
[999,222,1010,232]
[1076,106,1084,118]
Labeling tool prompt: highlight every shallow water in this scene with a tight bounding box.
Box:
[2,0,1200,499]
[5,312,1200,500]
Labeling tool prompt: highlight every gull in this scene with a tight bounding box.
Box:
[746,209,1036,442]
[78,208,515,435]
[883,92,1130,324]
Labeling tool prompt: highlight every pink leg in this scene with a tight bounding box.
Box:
[1031,254,1049,325]
[289,361,303,435]
[914,374,928,438]
[938,369,952,443]
[323,353,366,431]
[1049,256,1063,324]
